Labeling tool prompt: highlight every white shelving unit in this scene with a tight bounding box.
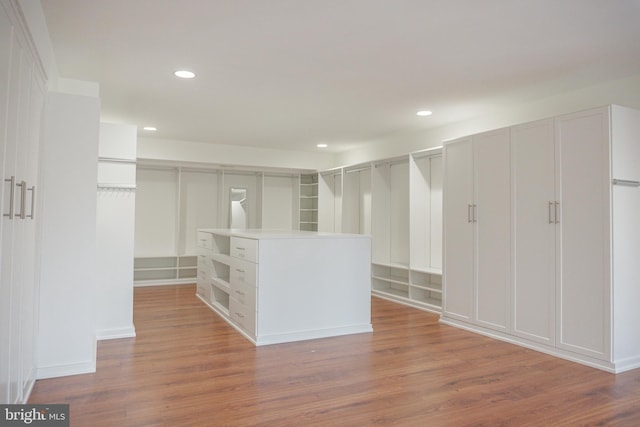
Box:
[134,165,314,285]
[318,148,443,313]
[298,173,318,231]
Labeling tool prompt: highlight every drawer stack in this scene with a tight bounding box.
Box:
[196,231,214,303]
[229,237,258,336]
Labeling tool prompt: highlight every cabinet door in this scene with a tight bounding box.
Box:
[443,137,474,321]
[511,119,556,344]
[0,5,14,403]
[556,108,611,360]
[474,129,510,332]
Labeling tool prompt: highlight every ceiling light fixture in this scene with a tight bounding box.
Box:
[174,70,195,79]
[143,126,157,131]
[416,110,432,117]
[317,143,328,148]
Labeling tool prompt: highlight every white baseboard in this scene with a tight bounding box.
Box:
[439,316,621,373]
[36,360,97,380]
[134,279,195,287]
[96,326,136,341]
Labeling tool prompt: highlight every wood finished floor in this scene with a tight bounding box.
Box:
[30,284,640,426]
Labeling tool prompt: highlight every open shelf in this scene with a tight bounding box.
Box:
[211,276,231,292]
[299,173,319,231]
[372,279,409,299]
[134,255,198,284]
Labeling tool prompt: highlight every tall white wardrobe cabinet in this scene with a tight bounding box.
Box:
[442,105,640,373]
[0,0,46,403]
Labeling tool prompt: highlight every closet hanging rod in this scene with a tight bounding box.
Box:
[612,179,640,187]
[375,158,408,168]
[97,183,137,190]
[345,166,371,174]
[98,157,136,164]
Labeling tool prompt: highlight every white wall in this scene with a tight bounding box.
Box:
[38,91,99,379]
[95,122,137,340]
[336,73,640,166]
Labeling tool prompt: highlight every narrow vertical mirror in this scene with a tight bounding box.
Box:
[230,187,248,228]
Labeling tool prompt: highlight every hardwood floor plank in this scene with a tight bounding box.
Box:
[29,284,640,426]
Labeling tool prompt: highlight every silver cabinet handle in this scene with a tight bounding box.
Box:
[27,186,35,219]
[613,179,640,187]
[467,204,473,223]
[235,269,245,273]
[548,201,554,224]
[3,176,15,219]
[15,180,26,219]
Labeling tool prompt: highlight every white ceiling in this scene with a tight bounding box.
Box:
[40,0,640,153]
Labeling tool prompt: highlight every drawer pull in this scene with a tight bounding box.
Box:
[235,247,245,250]
[235,290,245,296]
[235,269,245,273]
[235,312,244,318]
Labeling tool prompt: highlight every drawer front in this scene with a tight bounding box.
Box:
[229,298,256,336]
[230,279,256,308]
[197,231,213,250]
[230,258,257,287]
[196,282,212,302]
[196,265,212,286]
[197,249,214,268]
[230,237,258,263]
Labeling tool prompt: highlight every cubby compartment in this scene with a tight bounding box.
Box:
[409,270,442,309]
[211,260,231,291]
[212,233,231,256]
[410,286,442,307]
[372,278,409,299]
[371,264,410,299]
[133,256,198,283]
[211,286,230,314]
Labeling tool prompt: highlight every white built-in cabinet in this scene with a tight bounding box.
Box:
[442,105,640,373]
[0,0,46,404]
[442,129,511,332]
[134,167,308,285]
[196,229,372,345]
[319,149,443,313]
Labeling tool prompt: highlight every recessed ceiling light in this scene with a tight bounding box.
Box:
[174,70,195,79]
[143,126,157,131]
[317,143,328,148]
[416,110,432,116]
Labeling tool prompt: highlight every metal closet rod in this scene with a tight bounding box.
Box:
[98,157,136,164]
[97,183,137,190]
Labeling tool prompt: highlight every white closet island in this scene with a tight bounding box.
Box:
[196,229,372,345]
